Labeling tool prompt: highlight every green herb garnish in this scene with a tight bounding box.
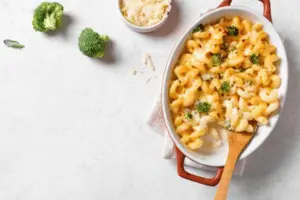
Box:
[224,120,231,129]
[196,102,211,113]
[193,24,205,33]
[184,111,192,120]
[3,39,25,49]
[220,81,231,93]
[212,53,222,66]
[227,26,239,36]
[250,54,260,64]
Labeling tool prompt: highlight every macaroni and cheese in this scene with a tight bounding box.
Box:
[169,17,281,150]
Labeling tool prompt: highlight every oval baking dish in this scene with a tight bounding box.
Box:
[162,0,288,186]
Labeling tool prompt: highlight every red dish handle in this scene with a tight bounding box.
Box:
[175,147,224,186]
[218,0,272,22]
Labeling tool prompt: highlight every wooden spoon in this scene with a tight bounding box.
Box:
[214,126,257,200]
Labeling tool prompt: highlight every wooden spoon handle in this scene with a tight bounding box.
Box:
[214,150,240,200]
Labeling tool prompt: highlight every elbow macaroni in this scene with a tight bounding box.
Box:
[168,17,281,150]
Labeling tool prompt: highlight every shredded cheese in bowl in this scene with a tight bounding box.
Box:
[120,0,171,27]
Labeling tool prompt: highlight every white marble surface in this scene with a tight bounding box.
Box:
[0,0,300,199]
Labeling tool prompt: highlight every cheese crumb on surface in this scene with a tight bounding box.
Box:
[145,75,157,83]
[142,53,155,71]
[121,0,170,27]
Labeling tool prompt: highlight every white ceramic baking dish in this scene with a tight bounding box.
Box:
[162,0,288,186]
[117,0,172,33]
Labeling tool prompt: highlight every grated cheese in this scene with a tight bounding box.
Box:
[142,53,155,71]
[120,0,170,27]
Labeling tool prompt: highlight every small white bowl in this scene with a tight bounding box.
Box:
[118,0,172,33]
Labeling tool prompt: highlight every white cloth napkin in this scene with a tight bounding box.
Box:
[147,96,246,176]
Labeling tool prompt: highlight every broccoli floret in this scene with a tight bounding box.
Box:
[78,28,110,58]
[4,39,25,49]
[32,2,64,32]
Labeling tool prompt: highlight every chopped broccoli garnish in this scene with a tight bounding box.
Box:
[184,111,192,120]
[212,53,222,66]
[227,26,239,36]
[250,54,260,64]
[78,28,110,58]
[196,102,211,113]
[193,24,205,33]
[3,39,25,49]
[220,81,231,93]
[239,68,246,72]
[32,2,64,32]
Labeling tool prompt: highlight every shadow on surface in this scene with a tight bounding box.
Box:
[145,0,180,37]
[91,40,117,65]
